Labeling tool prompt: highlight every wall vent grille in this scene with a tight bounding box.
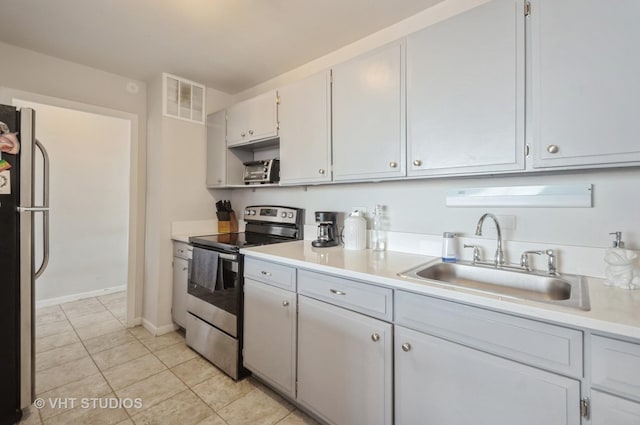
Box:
[163,73,206,124]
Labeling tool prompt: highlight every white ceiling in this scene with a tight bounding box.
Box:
[0,0,443,94]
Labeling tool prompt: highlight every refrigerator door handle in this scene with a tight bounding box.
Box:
[34,139,50,279]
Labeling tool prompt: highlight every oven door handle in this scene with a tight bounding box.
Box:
[219,252,238,261]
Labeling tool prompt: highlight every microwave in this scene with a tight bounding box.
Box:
[243,159,280,184]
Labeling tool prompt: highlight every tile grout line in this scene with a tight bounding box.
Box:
[47,296,136,424]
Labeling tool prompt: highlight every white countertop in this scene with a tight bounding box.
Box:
[241,240,640,340]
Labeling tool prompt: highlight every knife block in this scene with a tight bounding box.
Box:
[217,211,238,234]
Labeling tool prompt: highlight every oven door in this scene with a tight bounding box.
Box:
[187,247,242,337]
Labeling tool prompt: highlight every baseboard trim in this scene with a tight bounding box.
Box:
[141,318,178,336]
[36,285,126,308]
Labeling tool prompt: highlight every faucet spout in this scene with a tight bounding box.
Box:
[475,213,505,266]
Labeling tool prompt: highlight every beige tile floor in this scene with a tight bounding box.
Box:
[20,292,319,425]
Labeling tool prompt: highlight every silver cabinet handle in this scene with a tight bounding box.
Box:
[371,333,380,342]
[413,159,422,166]
[389,161,397,168]
[547,145,559,154]
[182,267,188,271]
[330,289,346,296]
[248,130,254,135]
[241,132,246,137]
[318,169,325,175]
[261,271,272,276]
[401,343,411,352]
[282,300,290,307]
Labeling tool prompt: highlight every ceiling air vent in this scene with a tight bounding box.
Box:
[163,73,206,124]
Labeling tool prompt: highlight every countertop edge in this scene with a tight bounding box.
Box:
[241,243,640,341]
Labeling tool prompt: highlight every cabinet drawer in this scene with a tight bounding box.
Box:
[591,335,640,401]
[395,291,583,377]
[244,257,296,291]
[173,242,192,259]
[298,270,392,321]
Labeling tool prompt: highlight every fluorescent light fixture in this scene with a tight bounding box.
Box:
[446,184,593,208]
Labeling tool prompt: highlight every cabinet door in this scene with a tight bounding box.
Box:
[226,90,278,146]
[332,42,405,181]
[279,70,332,184]
[531,0,640,168]
[395,326,581,425]
[206,110,226,187]
[407,0,525,176]
[243,279,296,398]
[297,295,392,425]
[591,390,640,425]
[172,256,188,328]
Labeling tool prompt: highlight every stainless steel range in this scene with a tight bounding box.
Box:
[186,205,303,380]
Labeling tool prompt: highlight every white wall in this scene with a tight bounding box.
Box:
[231,168,640,250]
[14,100,131,301]
[0,41,147,322]
[143,75,232,332]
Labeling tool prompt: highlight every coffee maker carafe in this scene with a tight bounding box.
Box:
[312,211,339,247]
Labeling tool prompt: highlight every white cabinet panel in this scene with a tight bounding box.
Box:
[531,0,640,168]
[206,110,226,187]
[332,42,405,181]
[172,256,188,328]
[227,90,278,146]
[243,279,296,398]
[407,0,525,176]
[591,335,640,401]
[279,70,332,184]
[592,390,640,425]
[297,295,392,425]
[395,325,581,425]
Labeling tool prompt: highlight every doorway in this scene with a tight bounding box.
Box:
[14,99,131,313]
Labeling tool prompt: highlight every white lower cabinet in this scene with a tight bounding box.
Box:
[591,390,640,425]
[395,325,581,425]
[242,278,296,398]
[297,295,392,425]
[589,334,640,424]
[171,242,190,328]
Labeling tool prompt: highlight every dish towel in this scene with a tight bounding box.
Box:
[191,247,219,292]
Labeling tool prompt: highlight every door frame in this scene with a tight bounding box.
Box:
[0,87,144,326]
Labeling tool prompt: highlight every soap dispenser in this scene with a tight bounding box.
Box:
[604,231,638,289]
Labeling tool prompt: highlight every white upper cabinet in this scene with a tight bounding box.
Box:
[206,110,226,187]
[226,90,278,147]
[278,70,332,185]
[332,42,406,181]
[530,0,640,168]
[407,0,525,176]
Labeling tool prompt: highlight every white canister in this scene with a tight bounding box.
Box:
[344,210,367,250]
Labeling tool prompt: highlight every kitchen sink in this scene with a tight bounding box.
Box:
[398,260,590,311]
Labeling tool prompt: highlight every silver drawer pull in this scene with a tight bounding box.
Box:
[401,343,412,352]
[261,271,272,276]
[371,333,380,342]
[330,289,346,296]
[282,300,290,307]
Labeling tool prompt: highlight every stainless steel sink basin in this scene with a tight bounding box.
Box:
[398,260,590,311]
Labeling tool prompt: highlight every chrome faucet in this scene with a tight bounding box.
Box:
[475,213,505,266]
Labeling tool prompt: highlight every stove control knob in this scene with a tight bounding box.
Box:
[281,212,287,218]
[287,212,294,218]
[250,210,256,215]
[244,209,250,215]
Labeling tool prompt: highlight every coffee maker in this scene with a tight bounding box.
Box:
[312,211,340,247]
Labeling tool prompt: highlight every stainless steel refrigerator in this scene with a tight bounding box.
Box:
[0,105,49,424]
